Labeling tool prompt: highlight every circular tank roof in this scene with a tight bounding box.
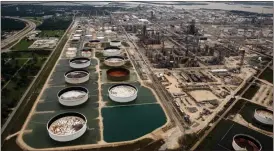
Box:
[69,57,90,64]
[108,84,138,98]
[89,40,100,43]
[65,69,89,79]
[233,134,262,151]
[104,46,120,50]
[107,67,130,77]
[57,86,88,98]
[111,40,121,43]
[47,112,87,137]
[104,56,125,61]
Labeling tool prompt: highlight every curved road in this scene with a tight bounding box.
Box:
[1,16,36,51]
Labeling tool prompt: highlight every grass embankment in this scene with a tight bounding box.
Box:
[10,38,34,51]
[38,30,65,38]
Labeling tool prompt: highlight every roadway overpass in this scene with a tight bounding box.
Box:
[1,17,36,51]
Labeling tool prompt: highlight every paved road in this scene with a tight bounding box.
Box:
[1,16,36,51]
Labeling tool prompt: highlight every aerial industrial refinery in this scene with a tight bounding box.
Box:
[2,2,272,151]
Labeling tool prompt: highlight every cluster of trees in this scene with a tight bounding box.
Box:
[1,51,48,125]
[1,17,26,31]
[37,17,72,30]
[1,5,65,17]
[2,4,124,18]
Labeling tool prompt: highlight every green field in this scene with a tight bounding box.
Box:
[1,51,49,123]
[38,30,65,38]
[11,39,34,51]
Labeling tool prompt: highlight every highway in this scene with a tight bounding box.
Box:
[1,16,36,51]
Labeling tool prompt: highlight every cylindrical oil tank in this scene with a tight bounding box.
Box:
[254,108,273,125]
[103,46,121,56]
[47,112,87,142]
[67,47,77,52]
[232,134,262,151]
[81,47,92,58]
[106,67,130,81]
[66,51,77,58]
[64,69,90,84]
[71,36,80,42]
[74,34,82,37]
[75,30,83,34]
[110,40,122,47]
[108,84,138,103]
[89,40,101,48]
[104,56,126,67]
[85,35,93,41]
[57,86,89,106]
[97,32,104,40]
[69,57,91,69]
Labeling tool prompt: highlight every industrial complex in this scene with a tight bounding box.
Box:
[1,2,273,151]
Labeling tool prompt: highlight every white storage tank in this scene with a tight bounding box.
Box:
[71,36,80,42]
[232,134,262,151]
[74,34,82,37]
[104,56,125,67]
[75,30,83,34]
[47,112,87,142]
[64,69,90,84]
[66,51,76,58]
[103,46,121,56]
[67,47,77,52]
[108,84,138,103]
[57,86,89,106]
[81,47,92,58]
[69,57,91,69]
[97,32,104,40]
[85,35,93,41]
[110,40,122,47]
[254,108,273,125]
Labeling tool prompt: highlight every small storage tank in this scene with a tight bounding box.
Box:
[106,67,130,81]
[89,40,101,48]
[254,108,273,125]
[104,56,125,67]
[110,40,122,47]
[66,51,76,58]
[108,84,138,103]
[74,34,82,37]
[47,112,87,142]
[65,69,90,84]
[97,32,104,40]
[71,36,80,42]
[85,35,93,41]
[232,134,262,151]
[103,46,121,56]
[67,47,77,52]
[75,30,83,34]
[57,86,89,106]
[81,47,92,58]
[69,57,91,69]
